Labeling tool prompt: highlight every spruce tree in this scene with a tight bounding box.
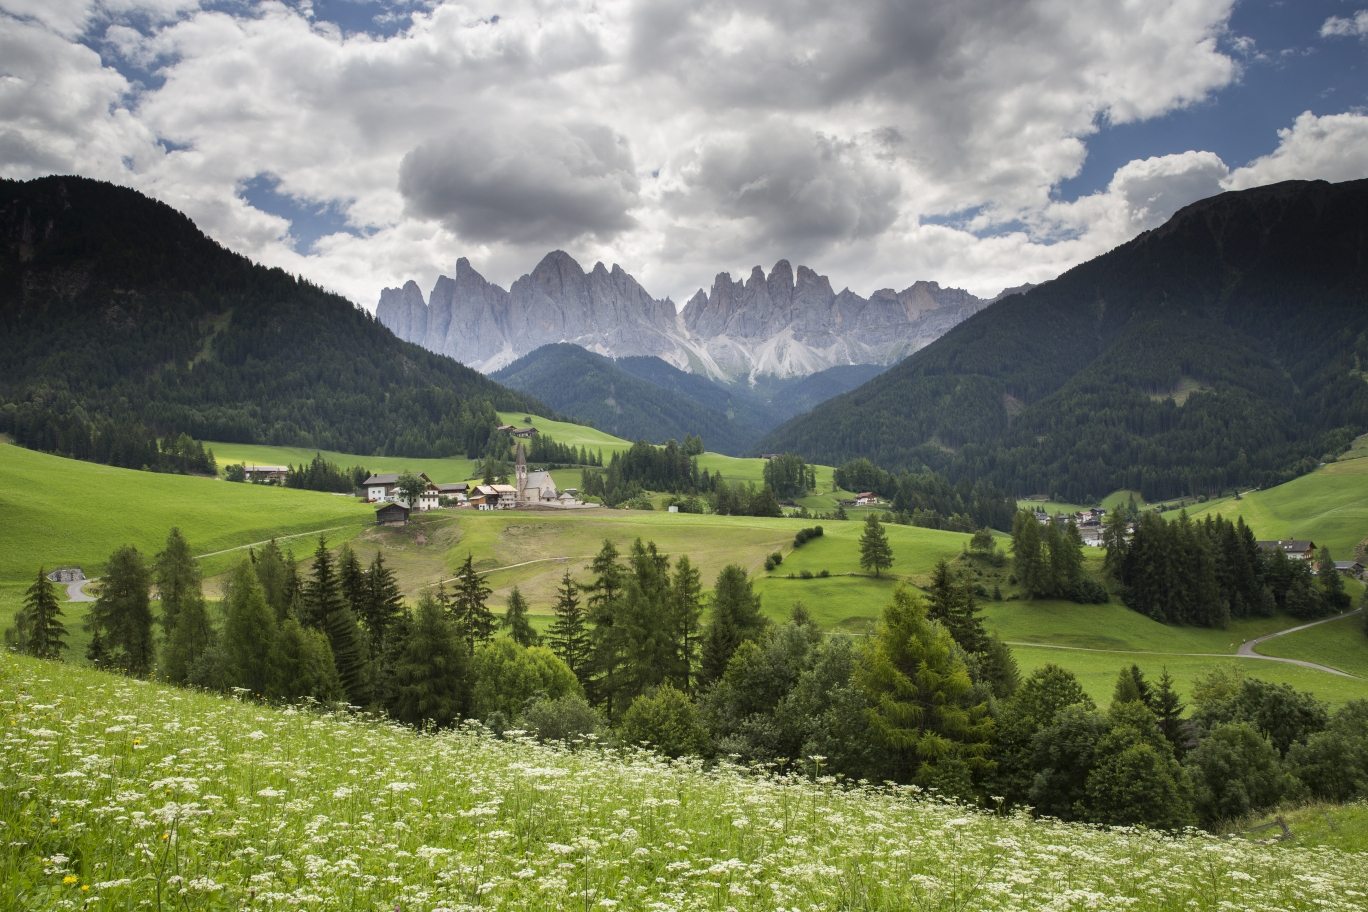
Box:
[699,564,767,685]
[1011,511,1046,597]
[302,536,370,705]
[548,570,591,682]
[616,540,677,710]
[1318,546,1352,613]
[254,539,291,620]
[222,559,280,695]
[856,586,993,786]
[10,567,67,659]
[1153,668,1188,758]
[272,618,343,702]
[162,590,215,686]
[585,540,628,713]
[450,554,496,649]
[86,545,154,676]
[858,513,893,577]
[359,553,404,656]
[1110,664,1153,708]
[1101,509,1129,581]
[386,593,469,728]
[927,559,988,655]
[502,587,539,647]
[337,545,368,621]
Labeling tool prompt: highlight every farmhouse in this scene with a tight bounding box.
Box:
[1256,539,1318,561]
[1334,560,1366,580]
[470,483,518,510]
[510,426,538,439]
[436,482,469,505]
[243,464,289,484]
[362,472,435,505]
[855,492,879,506]
[375,502,410,526]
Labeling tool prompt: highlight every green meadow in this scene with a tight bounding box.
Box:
[1189,446,1368,557]
[1256,614,1368,679]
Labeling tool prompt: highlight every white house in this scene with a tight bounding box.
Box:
[362,472,436,508]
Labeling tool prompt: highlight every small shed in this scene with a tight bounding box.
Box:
[375,502,411,526]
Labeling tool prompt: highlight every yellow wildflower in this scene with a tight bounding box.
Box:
[62,875,78,885]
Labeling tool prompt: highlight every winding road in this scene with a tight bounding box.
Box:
[1010,607,1363,679]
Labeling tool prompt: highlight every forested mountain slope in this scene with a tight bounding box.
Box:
[0,176,544,461]
[761,179,1368,501]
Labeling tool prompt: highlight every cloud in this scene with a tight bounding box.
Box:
[398,119,640,245]
[1225,112,1368,190]
[1321,11,1368,39]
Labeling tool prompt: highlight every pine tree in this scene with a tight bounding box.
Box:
[450,554,496,649]
[699,564,767,685]
[856,586,993,786]
[858,513,893,577]
[86,545,154,676]
[502,587,539,646]
[359,553,404,656]
[386,593,469,728]
[302,536,370,705]
[9,568,67,659]
[548,570,591,682]
[221,560,280,695]
[669,555,704,692]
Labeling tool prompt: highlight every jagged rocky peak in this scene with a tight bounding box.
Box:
[377,251,1004,381]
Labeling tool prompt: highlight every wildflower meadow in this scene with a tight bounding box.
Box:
[2,652,1365,911]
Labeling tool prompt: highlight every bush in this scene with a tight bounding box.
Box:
[799,570,814,580]
[818,569,830,578]
[793,526,825,548]
[517,693,603,745]
[764,552,784,571]
[1185,723,1299,827]
[618,686,708,758]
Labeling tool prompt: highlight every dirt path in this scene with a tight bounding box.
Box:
[1236,607,1364,674]
[192,524,363,560]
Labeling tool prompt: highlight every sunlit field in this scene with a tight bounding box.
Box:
[4,653,1367,911]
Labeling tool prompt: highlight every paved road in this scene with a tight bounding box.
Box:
[66,579,96,602]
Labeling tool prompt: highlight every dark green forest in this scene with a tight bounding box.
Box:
[0,177,545,463]
[762,179,1368,502]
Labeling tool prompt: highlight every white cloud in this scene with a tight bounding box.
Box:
[1321,11,1368,39]
[7,0,1353,309]
[1225,112,1368,190]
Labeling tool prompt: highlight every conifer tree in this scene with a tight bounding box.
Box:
[386,593,469,728]
[1153,668,1188,758]
[222,559,279,695]
[669,555,704,692]
[359,553,404,656]
[450,554,496,649]
[1111,664,1154,708]
[153,527,199,635]
[253,539,291,620]
[585,540,628,712]
[302,536,370,705]
[502,587,539,647]
[1101,509,1130,581]
[86,545,154,676]
[616,540,677,709]
[856,586,993,786]
[1011,511,1046,596]
[699,564,767,685]
[9,567,67,659]
[155,529,213,684]
[927,559,988,655]
[858,513,893,577]
[337,544,367,621]
[272,618,343,702]
[548,570,591,681]
[1318,546,1352,613]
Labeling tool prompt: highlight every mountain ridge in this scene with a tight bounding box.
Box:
[378,252,998,381]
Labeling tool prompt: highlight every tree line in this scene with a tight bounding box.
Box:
[1106,511,1352,627]
[834,458,1016,532]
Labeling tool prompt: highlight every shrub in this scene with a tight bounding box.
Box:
[618,686,708,758]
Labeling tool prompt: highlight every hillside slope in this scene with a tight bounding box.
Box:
[762,179,1368,501]
[0,176,545,460]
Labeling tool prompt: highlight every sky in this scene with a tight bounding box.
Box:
[2,1,1367,309]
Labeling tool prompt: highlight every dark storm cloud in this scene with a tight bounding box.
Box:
[397,119,641,245]
[679,126,900,250]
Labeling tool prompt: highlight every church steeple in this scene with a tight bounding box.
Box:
[515,442,528,502]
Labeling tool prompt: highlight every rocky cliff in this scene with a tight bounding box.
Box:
[377,252,993,380]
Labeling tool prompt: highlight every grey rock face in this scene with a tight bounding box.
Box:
[377,253,994,380]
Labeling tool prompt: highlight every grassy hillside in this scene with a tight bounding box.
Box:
[4,652,1365,910]
[1256,614,1368,679]
[1189,442,1368,557]
[208,439,478,485]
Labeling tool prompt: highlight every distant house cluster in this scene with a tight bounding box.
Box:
[1031,506,1109,546]
[1253,540,1364,579]
[369,428,587,525]
[243,464,289,484]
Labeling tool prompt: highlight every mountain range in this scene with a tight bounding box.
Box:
[377,252,1001,381]
[761,178,1368,502]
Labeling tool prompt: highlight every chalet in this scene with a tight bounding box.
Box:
[436,482,469,506]
[855,492,879,506]
[510,426,538,439]
[362,472,434,504]
[1334,560,1365,580]
[1256,540,1318,561]
[497,424,518,433]
[375,502,410,526]
[243,464,290,484]
[472,483,518,510]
